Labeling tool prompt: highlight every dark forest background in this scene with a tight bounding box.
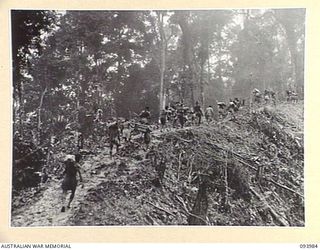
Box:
[12,9,305,133]
[11,9,305,189]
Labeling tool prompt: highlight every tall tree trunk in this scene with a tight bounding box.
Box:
[177,12,195,106]
[38,86,48,145]
[159,45,166,111]
[190,76,195,107]
[207,43,211,97]
[18,81,25,138]
[199,61,205,106]
[77,43,86,107]
[13,70,24,137]
[199,41,207,106]
[157,12,166,111]
[287,43,297,90]
[188,179,208,225]
[199,17,210,107]
[165,88,170,107]
[276,18,298,90]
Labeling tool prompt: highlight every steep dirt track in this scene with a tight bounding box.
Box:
[11,102,304,227]
[11,150,122,227]
[11,135,163,227]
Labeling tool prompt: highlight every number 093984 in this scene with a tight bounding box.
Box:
[300,244,318,248]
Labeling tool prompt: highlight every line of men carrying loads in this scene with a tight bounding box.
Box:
[159,99,241,130]
[78,87,298,156]
[78,106,153,156]
[60,87,299,212]
[86,98,243,154]
[251,88,299,104]
[159,87,298,129]
[158,87,281,128]
[59,96,244,213]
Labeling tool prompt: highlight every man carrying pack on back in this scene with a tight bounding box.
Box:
[176,101,185,128]
[205,105,215,123]
[107,118,121,156]
[193,101,203,125]
[139,106,151,125]
[159,107,168,131]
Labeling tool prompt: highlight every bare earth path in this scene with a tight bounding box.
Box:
[11,102,304,227]
[11,148,123,227]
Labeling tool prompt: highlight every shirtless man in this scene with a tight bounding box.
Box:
[159,107,168,131]
[205,105,214,123]
[108,119,120,156]
[139,107,151,125]
[193,101,203,125]
[61,154,83,212]
[252,88,262,104]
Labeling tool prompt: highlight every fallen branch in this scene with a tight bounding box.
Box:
[223,151,229,207]
[206,142,303,199]
[187,156,194,185]
[205,142,258,171]
[235,157,258,171]
[147,201,175,217]
[177,152,183,181]
[169,134,193,143]
[249,187,289,226]
[265,178,303,199]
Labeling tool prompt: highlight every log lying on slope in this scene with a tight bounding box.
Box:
[249,187,289,226]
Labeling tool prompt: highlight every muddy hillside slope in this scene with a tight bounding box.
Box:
[11,102,304,226]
